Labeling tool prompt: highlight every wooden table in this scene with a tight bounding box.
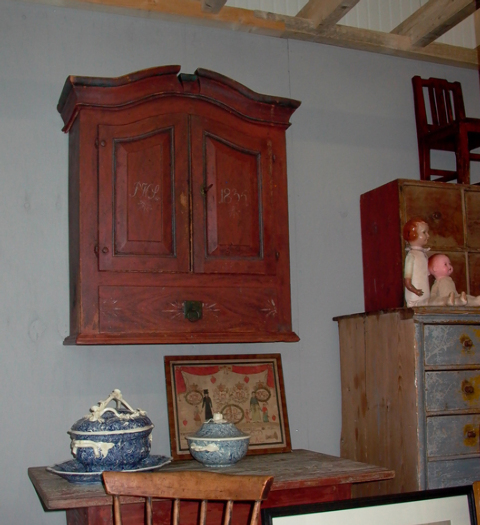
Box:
[29,449,394,525]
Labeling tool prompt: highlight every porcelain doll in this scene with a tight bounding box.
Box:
[403,217,431,307]
[428,253,480,306]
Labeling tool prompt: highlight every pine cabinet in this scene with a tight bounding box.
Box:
[335,308,480,497]
[57,66,300,345]
[360,179,480,312]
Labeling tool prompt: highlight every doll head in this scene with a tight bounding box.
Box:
[428,253,453,279]
[403,218,429,247]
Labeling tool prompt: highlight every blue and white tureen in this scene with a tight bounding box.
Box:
[68,389,154,472]
[186,413,250,467]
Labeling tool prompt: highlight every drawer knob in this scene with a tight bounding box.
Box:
[466,430,477,439]
[460,335,474,350]
[184,300,203,322]
[463,382,475,395]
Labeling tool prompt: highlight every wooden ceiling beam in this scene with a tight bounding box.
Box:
[201,0,227,15]
[391,0,480,48]
[295,0,361,29]
[10,0,479,69]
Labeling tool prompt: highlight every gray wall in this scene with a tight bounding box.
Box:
[2,1,480,523]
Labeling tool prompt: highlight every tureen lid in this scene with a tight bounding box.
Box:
[68,389,153,435]
[186,413,249,440]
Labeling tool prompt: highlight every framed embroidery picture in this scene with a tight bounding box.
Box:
[164,354,291,460]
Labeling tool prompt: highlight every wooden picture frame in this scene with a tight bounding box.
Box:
[262,485,477,525]
[164,354,291,460]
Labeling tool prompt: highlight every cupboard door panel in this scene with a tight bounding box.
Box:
[401,185,464,250]
[190,115,275,275]
[468,253,480,296]
[98,114,189,273]
[98,285,280,333]
[465,189,480,249]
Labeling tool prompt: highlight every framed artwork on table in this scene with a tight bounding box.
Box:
[164,354,291,460]
[262,485,477,525]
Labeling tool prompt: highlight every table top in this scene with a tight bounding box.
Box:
[29,449,394,510]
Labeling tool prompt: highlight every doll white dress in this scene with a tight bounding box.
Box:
[404,246,430,307]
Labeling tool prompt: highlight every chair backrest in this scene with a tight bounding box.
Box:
[412,75,466,134]
[103,470,274,525]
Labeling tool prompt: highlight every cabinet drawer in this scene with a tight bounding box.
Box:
[402,184,464,251]
[427,457,480,489]
[425,371,480,411]
[99,285,281,334]
[426,414,480,458]
[424,325,480,366]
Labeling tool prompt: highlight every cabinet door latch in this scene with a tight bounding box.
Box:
[184,301,203,322]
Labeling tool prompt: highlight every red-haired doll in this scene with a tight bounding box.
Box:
[403,217,430,307]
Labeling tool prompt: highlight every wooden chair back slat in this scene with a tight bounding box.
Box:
[146,497,153,525]
[223,500,233,525]
[113,495,122,525]
[103,470,274,525]
[200,500,208,525]
[173,498,180,525]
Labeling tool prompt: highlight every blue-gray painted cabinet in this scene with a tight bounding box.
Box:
[335,307,480,497]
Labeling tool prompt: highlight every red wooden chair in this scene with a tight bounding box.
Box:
[412,75,480,184]
[103,470,273,525]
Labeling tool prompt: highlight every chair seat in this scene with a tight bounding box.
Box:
[425,119,480,152]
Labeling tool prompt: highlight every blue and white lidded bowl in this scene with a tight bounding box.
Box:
[68,389,154,472]
[186,413,250,467]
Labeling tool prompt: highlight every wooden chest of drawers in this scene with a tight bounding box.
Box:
[335,308,480,496]
[360,179,480,312]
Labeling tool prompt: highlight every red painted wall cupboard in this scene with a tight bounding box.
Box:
[57,66,300,344]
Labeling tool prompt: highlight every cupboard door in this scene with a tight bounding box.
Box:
[98,114,190,273]
[190,115,276,275]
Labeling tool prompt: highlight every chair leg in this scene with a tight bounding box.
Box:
[456,129,470,184]
[418,142,431,180]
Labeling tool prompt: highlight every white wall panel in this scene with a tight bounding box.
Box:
[2,1,480,524]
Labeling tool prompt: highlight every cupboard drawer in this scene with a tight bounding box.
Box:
[427,457,480,489]
[99,285,281,334]
[425,371,480,411]
[402,184,464,251]
[424,325,480,366]
[426,414,480,458]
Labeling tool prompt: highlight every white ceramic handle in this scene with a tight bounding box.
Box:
[88,389,145,421]
[71,439,115,458]
[190,443,219,452]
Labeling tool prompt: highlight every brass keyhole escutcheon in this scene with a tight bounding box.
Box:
[184,301,203,322]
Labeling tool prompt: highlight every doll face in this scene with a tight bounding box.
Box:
[430,254,453,278]
[410,221,429,247]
